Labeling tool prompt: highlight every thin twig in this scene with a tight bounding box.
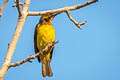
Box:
[66,10,87,29]
[28,0,98,16]
[12,0,23,7]
[9,41,59,68]
[0,0,8,17]
[12,2,23,7]
[16,0,22,16]
[9,52,39,68]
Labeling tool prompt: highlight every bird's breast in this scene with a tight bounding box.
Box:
[37,24,55,50]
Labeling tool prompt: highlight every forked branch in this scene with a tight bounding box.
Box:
[27,0,98,28]
[0,0,98,80]
[0,0,30,80]
[66,10,87,29]
[28,0,98,16]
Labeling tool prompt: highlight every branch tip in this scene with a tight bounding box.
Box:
[66,10,87,29]
[0,0,8,18]
[77,21,87,29]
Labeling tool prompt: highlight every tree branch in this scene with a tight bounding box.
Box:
[12,0,24,7]
[9,53,39,68]
[0,0,98,79]
[12,0,23,7]
[27,0,97,29]
[66,10,87,29]
[16,0,22,16]
[28,0,98,16]
[0,0,8,17]
[9,41,59,68]
[12,2,23,7]
[0,0,30,80]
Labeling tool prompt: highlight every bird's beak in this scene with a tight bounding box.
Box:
[49,13,60,22]
[52,12,60,17]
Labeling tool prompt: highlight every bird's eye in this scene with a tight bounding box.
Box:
[44,19,48,22]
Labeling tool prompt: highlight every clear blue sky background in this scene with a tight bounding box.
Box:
[0,0,120,80]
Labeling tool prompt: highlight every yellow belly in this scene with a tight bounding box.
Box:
[37,24,55,62]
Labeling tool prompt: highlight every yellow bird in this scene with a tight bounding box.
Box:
[34,13,57,77]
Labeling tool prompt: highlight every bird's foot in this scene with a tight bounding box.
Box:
[40,51,44,55]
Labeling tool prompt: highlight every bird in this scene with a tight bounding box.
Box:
[34,13,57,77]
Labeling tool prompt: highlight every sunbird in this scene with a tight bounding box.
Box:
[34,13,57,77]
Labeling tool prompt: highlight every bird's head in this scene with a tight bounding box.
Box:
[39,13,58,24]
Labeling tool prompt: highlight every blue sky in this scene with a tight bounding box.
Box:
[0,0,120,80]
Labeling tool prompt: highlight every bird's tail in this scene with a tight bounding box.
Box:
[42,61,53,77]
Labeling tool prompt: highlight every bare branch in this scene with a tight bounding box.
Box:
[28,0,98,16]
[12,2,23,7]
[0,0,30,80]
[0,0,8,17]
[12,0,23,7]
[0,0,98,79]
[9,52,39,68]
[27,0,97,29]
[66,10,87,29]
[9,41,59,68]
[16,0,22,16]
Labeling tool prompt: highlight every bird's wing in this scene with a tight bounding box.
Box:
[34,24,41,62]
